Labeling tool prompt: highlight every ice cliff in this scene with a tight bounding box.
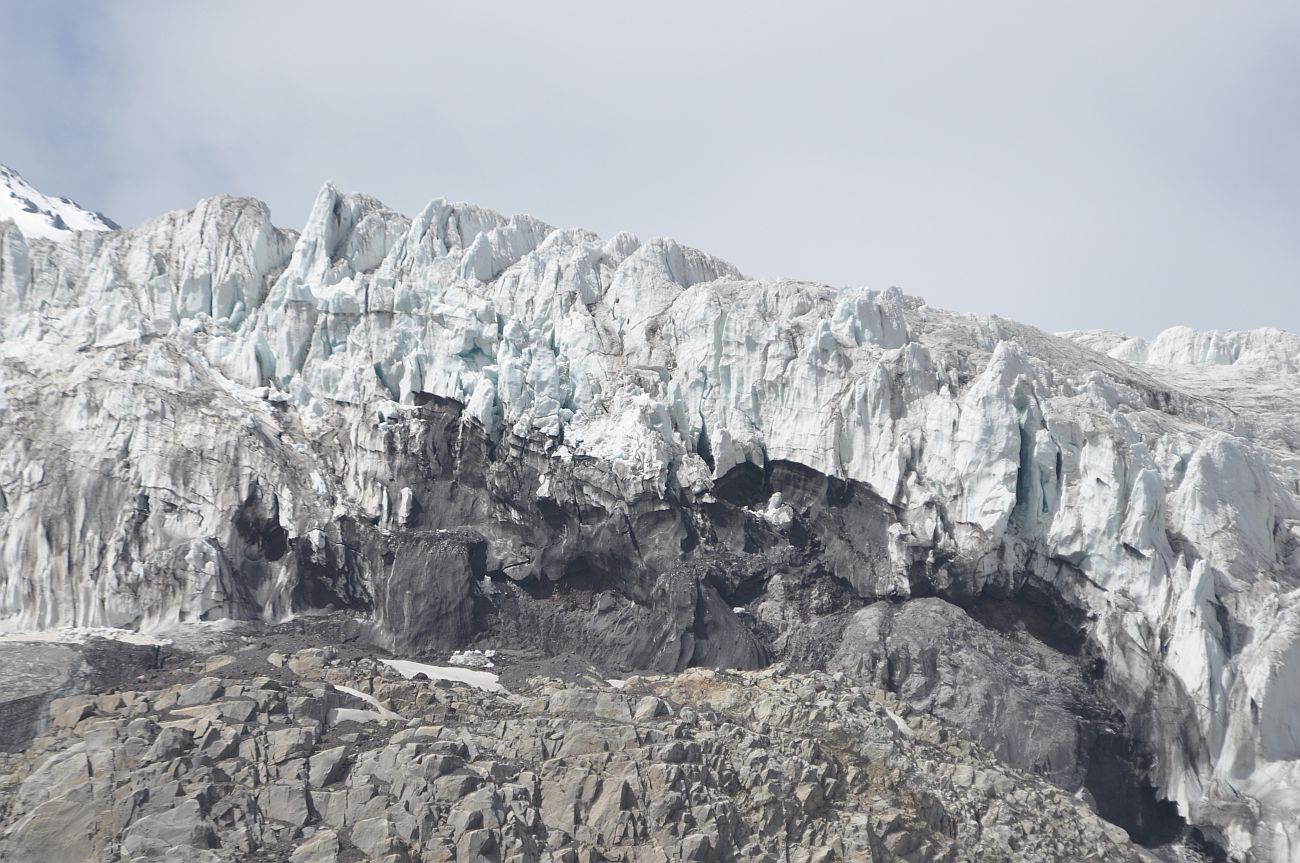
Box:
[2,174,1299,860]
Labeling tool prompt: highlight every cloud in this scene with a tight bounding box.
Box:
[3,1,1298,336]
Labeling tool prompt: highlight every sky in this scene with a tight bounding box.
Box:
[2,2,1298,337]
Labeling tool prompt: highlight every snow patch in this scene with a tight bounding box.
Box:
[379,658,505,693]
[331,684,401,723]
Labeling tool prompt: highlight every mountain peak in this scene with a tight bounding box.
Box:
[0,163,118,242]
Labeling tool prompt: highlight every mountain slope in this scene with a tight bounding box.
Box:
[1,171,1298,860]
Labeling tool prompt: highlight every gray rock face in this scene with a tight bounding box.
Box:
[373,530,485,654]
[0,645,82,754]
[121,798,219,854]
[490,559,768,674]
[831,598,1190,848]
[0,639,163,753]
[833,598,1090,788]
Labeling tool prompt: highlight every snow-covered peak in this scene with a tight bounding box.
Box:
[0,163,117,242]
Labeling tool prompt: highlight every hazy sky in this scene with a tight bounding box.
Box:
[3,2,1298,336]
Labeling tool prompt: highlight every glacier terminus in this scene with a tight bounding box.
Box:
[0,163,1299,862]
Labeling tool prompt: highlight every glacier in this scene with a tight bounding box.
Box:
[1,174,1299,859]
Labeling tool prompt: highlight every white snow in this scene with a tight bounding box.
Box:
[331,683,401,723]
[0,164,116,241]
[448,649,496,669]
[754,492,794,528]
[379,659,505,693]
[882,703,913,738]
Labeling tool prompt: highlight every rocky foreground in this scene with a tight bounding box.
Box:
[0,623,1190,863]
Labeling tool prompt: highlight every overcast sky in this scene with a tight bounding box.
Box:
[3,2,1298,336]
